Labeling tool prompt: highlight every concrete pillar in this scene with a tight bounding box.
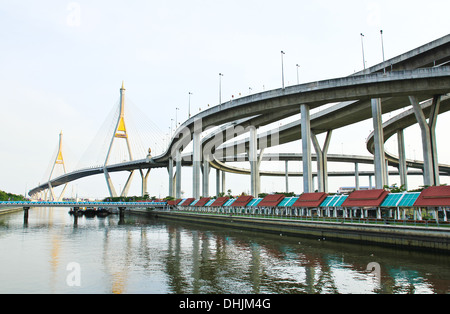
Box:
[139,168,151,197]
[311,130,332,192]
[175,149,182,199]
[285,160,289,193]
[355,163,360,190]
[397,130,408,190]
[249,126,258,197]
[104,168,118,198]
[371,98,387,189]
[168,158,174,197]
[301,104,313,193]
[409,95,441,186]
[216,169,220,196]
[48,182,56,201]
[192,131,201,199]
[23,207,30,225]
[119,207,126,224]
[385,159,389,188]
[221,171,226,194]
[72,207,79,226]
[202,159,210,197]
[121,171,135,197]
[256,148,264,197]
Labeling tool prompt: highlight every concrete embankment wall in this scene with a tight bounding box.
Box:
[138,210,450,253]
[0,207,23,215]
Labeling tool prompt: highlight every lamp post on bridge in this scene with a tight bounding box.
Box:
[188,92,193,118]
[281,51,285,89]
[361,33,366,70]
[380,30,386,73]
[219,73,224,105]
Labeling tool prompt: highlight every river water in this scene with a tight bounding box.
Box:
[0,207,449,294]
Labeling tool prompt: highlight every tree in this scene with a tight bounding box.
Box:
[383,183,406,193]
[0,190,26,201]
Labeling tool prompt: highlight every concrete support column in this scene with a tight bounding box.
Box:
[216,169,220,196]
[139,168,151,197]
[385,160,389,188]
[202,159,210,197]
[249,126,258,197]
[175,149,182,199]
[48,182,56,201]
[311,130,332,193]
[409,95,441,186]
[222,171,226,194]
[285,160,289,193]
[23,207,30,225]
[397,130,408,190]
[371,98,387,189]
[192,131,201,199]
[119,207,126,223]
[256,148,264,196]
[121,171,135,197]
[355,163,360,190]
[168,157,174,197]
[301,104,313,193]
[104,168,118,198]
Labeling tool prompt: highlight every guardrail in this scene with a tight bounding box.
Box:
[0,201,167,207]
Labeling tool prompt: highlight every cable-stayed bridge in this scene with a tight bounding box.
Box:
[29,34,450,200]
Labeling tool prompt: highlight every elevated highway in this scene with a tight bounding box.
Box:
[29,34,450,198]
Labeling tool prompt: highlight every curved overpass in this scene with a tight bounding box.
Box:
[210,95,450,177]
[162,67,450,159]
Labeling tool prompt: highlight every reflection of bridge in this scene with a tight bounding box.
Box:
[29,34,450,200]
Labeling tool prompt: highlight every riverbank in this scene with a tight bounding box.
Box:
[0,207,23,215]
[134,210,450,253]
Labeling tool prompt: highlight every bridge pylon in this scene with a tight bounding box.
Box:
[47,131,68,201]
[103,82,136,198]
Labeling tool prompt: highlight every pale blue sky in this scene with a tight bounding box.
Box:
[1,1,449,198]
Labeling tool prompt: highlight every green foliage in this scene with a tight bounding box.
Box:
[102,195,157,202]
[0,190,26,201]
[383,184,406,193]
[259,192,296,198]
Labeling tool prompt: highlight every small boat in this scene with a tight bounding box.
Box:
[84,207,97,217]
[96,207,111,217]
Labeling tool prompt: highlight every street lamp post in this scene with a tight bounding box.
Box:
[296,64,300,85]
[219,73,224,105]
[360,33,366,70]
[281,51,285,89]
[380,30,386,73]
[188,92,193,118]
[175,107,179,128]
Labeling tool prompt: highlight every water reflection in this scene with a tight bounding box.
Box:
[0,208,448,294]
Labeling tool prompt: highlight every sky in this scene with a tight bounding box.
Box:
[0,0,449,199]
